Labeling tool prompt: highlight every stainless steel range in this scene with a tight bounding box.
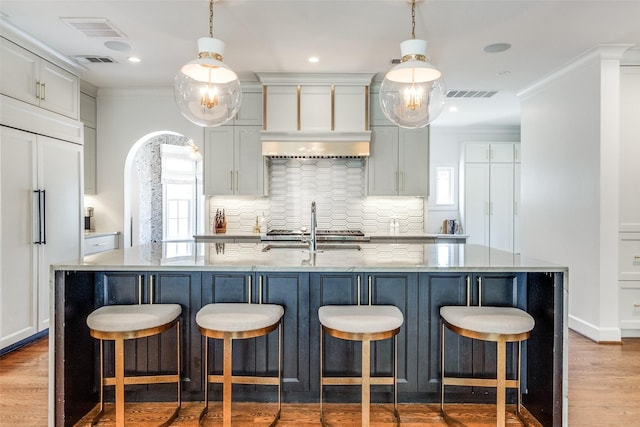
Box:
[262,229,369,242]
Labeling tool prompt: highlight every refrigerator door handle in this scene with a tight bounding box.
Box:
[33,190,42,244]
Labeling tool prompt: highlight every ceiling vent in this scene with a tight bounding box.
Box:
[446,90,498,98]
[74,55,117,64]
[61,18,127,38]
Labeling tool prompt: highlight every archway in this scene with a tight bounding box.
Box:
[123,131,202,247]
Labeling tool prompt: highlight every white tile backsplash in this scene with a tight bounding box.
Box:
[208,158,424,234]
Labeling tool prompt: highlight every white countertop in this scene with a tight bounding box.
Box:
[57,242,565,273]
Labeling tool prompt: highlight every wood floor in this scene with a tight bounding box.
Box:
[1,331,639,426]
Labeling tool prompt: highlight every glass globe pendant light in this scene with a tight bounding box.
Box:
[174,0,241,127]
[379,0,445,128]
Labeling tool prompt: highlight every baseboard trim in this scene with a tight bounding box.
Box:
[568,315,622,342]
[0,330,49,356]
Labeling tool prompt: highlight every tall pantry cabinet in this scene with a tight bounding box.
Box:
[619,66,640,337]
[463,143,520,253]
[0,29,83,352]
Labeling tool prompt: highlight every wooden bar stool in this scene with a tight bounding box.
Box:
[196,301,284,427]
[440,305,534,427]
[318,280,404,427]
[86,303,182,427]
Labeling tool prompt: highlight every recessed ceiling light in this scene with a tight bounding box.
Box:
[483,43,511,53]
[128,56,141,63]
[449,106,458,112]
[308,57,319,63]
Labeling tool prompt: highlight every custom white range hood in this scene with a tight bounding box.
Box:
[261,130,371,158]
[258,73,374,158]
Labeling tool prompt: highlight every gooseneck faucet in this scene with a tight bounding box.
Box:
[309,201,317,253]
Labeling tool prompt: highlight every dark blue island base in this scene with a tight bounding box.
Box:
[53,243,566,427]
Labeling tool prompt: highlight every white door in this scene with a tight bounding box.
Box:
[234,126,263,195]
[0,127,39,349]
[368,126,399,196]
[38,136,82,331]
[399,128,428,197]
[204,127,235,195]
[489,163,514,252]
[464,163,490,246]
[38,60,79,119]
[0,39,39,107]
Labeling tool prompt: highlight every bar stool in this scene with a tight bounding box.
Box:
[196,300,284,427]
[86,303,182,427]
[440,305,534,427]
[318,282,404,427]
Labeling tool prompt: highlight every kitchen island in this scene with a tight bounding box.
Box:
[52,242,566,426]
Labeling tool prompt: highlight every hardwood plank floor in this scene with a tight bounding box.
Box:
[1,331,639,426]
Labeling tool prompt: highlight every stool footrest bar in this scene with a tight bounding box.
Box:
[322,376,395,386]
[207,374,280,386]
[103,374,180,386]
[442,376,519,388]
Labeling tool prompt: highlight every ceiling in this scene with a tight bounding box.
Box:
[1,0,639,127]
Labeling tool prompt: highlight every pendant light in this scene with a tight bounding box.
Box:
[174,0,241,127]
[379,0,445,129]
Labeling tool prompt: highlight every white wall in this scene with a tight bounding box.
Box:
[93,87,204,242]
[519,47,628,342]
[427,126,520,233]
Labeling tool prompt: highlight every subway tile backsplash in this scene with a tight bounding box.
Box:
[208,158,424,234]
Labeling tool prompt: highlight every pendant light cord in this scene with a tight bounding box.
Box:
[209,0,214,38]
[411,0,416,39]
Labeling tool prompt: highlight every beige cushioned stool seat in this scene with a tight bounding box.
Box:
[318,305,403,334]
[87,303,182,332]
[440,306,534,336]
[196,303,284,332]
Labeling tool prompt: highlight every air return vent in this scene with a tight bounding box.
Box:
[74,56,117,64]
[446,90,498,98]
[61,18,127,38]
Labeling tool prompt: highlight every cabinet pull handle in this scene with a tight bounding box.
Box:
[138,275,143,305]
[259,275,263,305]
[93,242,108,246]
[40,82,46,101]
[150,275,154,304]
[248,275,252,304]
[357,276,361,306]
[235,170,239,191]
[230,171,234,191]
[368,276,372,306]
[33,190,43,244]
[35,81,41,100]
[634,256,640,262]
[466,276,471,306]
[478,277,483,307]
[634,304,640,308]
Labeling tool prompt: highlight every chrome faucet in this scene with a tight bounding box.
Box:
[307,201,317,253]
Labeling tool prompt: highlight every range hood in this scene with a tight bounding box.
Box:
[261,131,371,158]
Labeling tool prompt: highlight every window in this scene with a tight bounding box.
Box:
[435,166,455,206]
[161,144,201,241]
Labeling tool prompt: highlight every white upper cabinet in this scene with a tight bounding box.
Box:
[368,126,429,197]
[1,38,79,120]
[465,143,514,163]
[204,126,264,196]
[234,90,262,126]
